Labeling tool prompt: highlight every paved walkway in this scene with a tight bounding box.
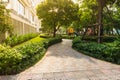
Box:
[0,39,120,80]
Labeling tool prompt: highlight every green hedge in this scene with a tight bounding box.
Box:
[82,36,117,42]
[0,37,62,75]
[43,37,62,48]
[72,37,120,64]
[40,33,51,38]
[62,35,74,39]
[0,45,22,75]
[15,42,46,74]
[5,33,39,47]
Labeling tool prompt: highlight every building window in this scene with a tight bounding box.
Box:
[18,1,25,16]
[25,8,29,19]
[29,12,35,24]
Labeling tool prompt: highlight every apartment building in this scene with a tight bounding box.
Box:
[1,0,41,35]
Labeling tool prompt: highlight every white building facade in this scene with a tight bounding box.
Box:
[3,0,41,35]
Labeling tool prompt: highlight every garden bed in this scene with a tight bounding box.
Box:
[72,37,120,65]
[0,36,62,75]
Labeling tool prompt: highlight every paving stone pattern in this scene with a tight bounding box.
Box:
[0,39,120,80]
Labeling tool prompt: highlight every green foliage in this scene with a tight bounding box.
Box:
[36,0,79,36]
[16,42,46,71]
[72,36,82,44]
[0,37,62,75]
[72,37,120,64]
[79,0,97,27]
[82,36,117,42]
[103,36,117,42]
[0,45,22,75]
[40,33,52,38]
[0,4,12,34]
[61,34,75,39]
[4,33,39,47]
[43,37,62,48]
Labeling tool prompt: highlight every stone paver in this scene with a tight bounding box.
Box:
[0,39,120,80]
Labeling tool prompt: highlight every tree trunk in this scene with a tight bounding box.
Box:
[93,27,96,35]
[53,26,56,37]
[97,0,104,43]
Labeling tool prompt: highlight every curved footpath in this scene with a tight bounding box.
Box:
[0,39,120,80]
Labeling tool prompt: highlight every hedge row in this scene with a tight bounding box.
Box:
[0,37,62,75]
[43,37,62,48]
[82,36,117,42]
[0,45,22,75]
[72,37,120,64]
[4,33,39,47]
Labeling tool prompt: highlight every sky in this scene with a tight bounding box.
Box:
[72,0,78,3]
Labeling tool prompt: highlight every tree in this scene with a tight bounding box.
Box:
[105,1,120,36]
[36,0,79,37]
[96,0,120,42]
[78,0,119,43]
[78,0,97,39]
[0,4,12,34]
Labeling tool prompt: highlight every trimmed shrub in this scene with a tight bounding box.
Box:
[103,36,117,42]
[72,36,82,45]
[82,36,117,42]
[0,37,62,75]
[16,42,46,72]
[61,34,74,39]
[72,37,120,64]
[5,33,39,47]
[0,45,22,75]
[40,33,51,38]
[43,37,62,48]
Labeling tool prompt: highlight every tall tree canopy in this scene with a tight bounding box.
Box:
[77,0,120,43]
[0,4,12,34]
[36,0,79,37]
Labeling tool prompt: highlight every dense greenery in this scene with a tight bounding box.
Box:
[43,37,62,48]
[4,33,39,47]
[0,36,62,75]
[76,0,120,43]
[0,4,12,34]
[36,0,120,42]
[61,34,75,39]
[0,45,22,75]
[0,0,120,75]
[82,36,117,42]
[72,37,120,64]
[36,0,79,37]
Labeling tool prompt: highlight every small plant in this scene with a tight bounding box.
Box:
[4,33,39,46]
[0,36,62,75]
[72,37,120,64]
[0,45,22,75]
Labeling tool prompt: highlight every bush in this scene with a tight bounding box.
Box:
[0,37,62,75]
[16,42,46,72]
[82,36,117,42]
[43,37,62,48]
[82,36,97,42]
[103,36,117,42]
[61,34,74,39]
[72,36,82,44]
[5,33,39,47]
[40,33,51,38]
[0,45,22,75]
[72,37,120,64]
